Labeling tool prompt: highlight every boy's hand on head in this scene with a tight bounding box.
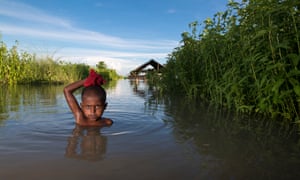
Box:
[84,69,106,87]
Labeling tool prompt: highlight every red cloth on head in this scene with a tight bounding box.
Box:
[83,69,106,87]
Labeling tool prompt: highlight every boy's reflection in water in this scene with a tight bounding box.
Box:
[65,125,107,162]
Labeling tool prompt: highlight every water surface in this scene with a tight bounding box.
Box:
[0,80,299,180]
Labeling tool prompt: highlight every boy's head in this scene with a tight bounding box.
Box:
[81,85,106,102]
[80,86,107,121]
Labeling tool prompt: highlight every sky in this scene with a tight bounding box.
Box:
[0,0,230,75]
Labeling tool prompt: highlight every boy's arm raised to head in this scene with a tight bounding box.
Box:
[64,79,85,122]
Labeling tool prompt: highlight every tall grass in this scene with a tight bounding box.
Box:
[0,40,89,85]
[162,0,300,125]
[0,39,121,85]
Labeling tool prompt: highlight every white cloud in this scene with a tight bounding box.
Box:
[0,1,178,50]
[51,47,167,75]
[54,48,167,58]
[0,22,177,50]
[0,0,71,28]
[59,55,153,76]
[0,0,176,76]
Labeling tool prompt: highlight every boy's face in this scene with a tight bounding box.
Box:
[81,95,107,121]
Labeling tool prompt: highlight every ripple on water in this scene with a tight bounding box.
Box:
[102,111,168,137]
[0,106,170,156]
[0,112,74,155]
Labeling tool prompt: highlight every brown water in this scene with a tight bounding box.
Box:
[0,79,299,180]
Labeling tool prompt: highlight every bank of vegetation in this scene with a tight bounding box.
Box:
[95,61,120,81]
[0,40,120,85]
[161,0,300,125]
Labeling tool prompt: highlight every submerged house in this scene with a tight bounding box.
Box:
[129,59,164,80]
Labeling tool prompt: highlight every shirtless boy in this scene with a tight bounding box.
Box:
[64,69,113,126]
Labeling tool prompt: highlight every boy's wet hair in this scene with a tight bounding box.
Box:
[81,86,106,102]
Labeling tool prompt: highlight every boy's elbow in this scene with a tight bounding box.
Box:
[63,86,71,95]
[63,87,67,93]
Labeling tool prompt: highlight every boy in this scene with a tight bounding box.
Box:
[64,69,113,127]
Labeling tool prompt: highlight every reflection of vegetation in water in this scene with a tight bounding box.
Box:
[128,80,167,118]
[65,125,107,162]
[0,79,119,120]
[129,80,162,114]
[103,79,118,91]
[0,85,63,124]
[132,81,300,178]
[129,80,147,98]
[164,97,300,179]
[129,79,162,100]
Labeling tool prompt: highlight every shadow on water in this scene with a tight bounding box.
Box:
[65,125,107,162]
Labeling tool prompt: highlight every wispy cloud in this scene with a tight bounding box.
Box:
[60,55,142,76]
[0,0,177,75]
[0,23,177,50]
[0,0,178,50]
[0,0,71,28]
[57,48,167,59]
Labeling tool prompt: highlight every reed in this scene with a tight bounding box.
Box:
[0,40,90,84]
[161,0,300,126]
[0,39,125,85]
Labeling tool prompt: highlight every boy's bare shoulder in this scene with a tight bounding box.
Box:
[102,118,113,126]
[76,117,113,127]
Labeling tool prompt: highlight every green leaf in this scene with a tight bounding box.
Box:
[294,86,300,96]
[287,53,300,67]
[271,78,285,93]
[289,77,299,87]
[254,30,267,39]
[287,69,300,78]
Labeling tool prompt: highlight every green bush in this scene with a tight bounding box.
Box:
[162,0,300,123]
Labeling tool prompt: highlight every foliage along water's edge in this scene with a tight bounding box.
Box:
[160,0,300,129]
[0,40,121,85]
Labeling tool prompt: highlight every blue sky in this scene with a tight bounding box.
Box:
[0,0,230,75]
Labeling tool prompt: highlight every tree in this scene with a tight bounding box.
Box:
[96,61,107,70]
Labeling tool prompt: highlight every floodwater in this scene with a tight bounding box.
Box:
[0,79,300,180]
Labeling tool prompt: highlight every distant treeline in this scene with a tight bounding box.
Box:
[161,0,300,123]
[0,40,120,85]
[95,61,120,82]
